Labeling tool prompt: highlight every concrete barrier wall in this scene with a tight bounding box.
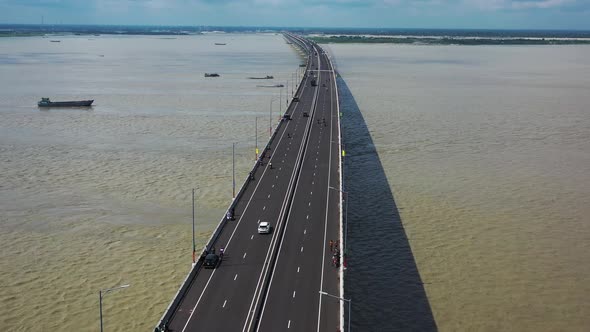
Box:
[154,33,311,332]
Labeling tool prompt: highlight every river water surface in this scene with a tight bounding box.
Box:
[330,43,590,331]
[2,35,589,331]
[0,33,302,331]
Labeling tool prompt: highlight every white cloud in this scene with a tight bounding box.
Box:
[465,0,577,10]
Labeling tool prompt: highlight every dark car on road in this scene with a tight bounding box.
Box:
[203,253,221,269]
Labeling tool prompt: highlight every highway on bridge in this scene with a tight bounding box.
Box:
[164,33,342,332]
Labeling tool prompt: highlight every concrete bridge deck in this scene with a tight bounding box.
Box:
[156,33,343,332]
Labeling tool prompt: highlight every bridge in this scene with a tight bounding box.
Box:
[155,33,344,332]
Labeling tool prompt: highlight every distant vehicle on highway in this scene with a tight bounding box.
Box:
[292,96,299,102]
[311,79,317,87]
[303,111,309,117]
[258,222,272,234]
[203,253,221,269]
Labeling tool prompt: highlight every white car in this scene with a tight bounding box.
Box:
[258,221,272,234]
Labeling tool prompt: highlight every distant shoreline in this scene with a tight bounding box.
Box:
[1,24,590,44]
[309,35,590,45]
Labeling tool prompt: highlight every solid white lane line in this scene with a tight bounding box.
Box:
[317,52,336,332]
[234,274,238,281]
[223,300,227,308]
[243,252,247,259]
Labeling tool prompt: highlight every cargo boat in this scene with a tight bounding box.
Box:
[37,98,93,107]
[248,75,274,79]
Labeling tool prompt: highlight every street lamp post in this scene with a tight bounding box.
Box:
[269,96,280,138]
[279,88,282,115]
[255,117,259,161]
[269,98,273,138]
[99,284,130,332]
[319,290,351,332]
[192,188,196,264]
[232,142,238,198]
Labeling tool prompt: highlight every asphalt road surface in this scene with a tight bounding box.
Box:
[166,34,342,332]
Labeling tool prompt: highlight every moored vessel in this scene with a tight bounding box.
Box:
[37,98,94,107]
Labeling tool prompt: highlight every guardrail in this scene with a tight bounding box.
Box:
[154,32,311,332]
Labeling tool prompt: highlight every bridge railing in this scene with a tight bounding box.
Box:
[154,32,311,332]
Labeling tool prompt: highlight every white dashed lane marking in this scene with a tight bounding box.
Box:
[223,300,227,308]
[243,252,247,259]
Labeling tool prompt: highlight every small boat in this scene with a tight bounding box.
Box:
[50,40,61,43]
[204,73,220,77]
[37,98,93,107]
[256,84,284,88]
[214,43,226,45]
[248,75,274,79]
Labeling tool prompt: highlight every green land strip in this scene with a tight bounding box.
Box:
[310,35,590,45]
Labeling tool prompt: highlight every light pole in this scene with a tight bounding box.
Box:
[255,117,259,161]
[269,96,279,138]
[279,87,282,115]
[232,142,238,198]
[99,284,130,332]
[319,290,351,332]
[192,188,196,264]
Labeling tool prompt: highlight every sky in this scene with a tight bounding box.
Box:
[0,0,589,30]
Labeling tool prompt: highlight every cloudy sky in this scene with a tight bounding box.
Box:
[0,0,588,30]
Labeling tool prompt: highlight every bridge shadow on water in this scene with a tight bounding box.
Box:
[338,76,437,331]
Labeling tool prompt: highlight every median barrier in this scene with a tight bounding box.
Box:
[154,33,311,332]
